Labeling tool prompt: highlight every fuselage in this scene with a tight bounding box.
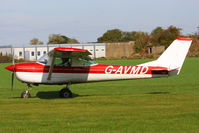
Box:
[5,62,168,84]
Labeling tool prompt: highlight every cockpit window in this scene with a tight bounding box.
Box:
[37,54,48,64]
[78,57,97,66]
[53,56,97,67]
[37,52,97,66]
[71,56,97,66]
[54,57,72,67]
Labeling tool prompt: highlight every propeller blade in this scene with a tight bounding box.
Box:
[11,50,15,90]
[11,71,14,90]
[12,52,15,65]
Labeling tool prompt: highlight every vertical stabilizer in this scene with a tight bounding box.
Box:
[139,37,192,76]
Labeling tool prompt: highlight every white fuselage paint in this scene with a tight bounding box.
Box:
[16,72,166,84]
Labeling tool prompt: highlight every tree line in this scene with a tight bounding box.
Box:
[97,26,199,55]
[30,34,79,45]
[97,26,183,52]
[30,26,199,56]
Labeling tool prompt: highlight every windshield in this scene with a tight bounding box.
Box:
[37,54,48,64]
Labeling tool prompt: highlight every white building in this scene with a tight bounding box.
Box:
[0,43,105,61]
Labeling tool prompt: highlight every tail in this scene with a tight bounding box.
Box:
[139,37,192,76]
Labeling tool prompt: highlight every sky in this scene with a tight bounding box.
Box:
[0,0,199,45]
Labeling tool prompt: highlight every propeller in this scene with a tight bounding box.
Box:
[11,51,15,90]
[11,70,15,90]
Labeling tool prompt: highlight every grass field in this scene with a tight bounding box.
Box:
[0,58,199,133]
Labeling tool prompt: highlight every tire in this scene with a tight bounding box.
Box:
[21,91,31,98]
[59,88,72,98]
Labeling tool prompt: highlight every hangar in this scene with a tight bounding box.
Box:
[0,43,106,60]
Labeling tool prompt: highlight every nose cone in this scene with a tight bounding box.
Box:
[5,65,15,72]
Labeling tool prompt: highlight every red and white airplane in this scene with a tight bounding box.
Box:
[5,37,192,98]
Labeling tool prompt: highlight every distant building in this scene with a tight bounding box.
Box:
[0,43,105,61]
[0,45,12,56]
[147,45,165,55]
[106,41,135,59]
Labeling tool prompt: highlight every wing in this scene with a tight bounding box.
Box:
[47,47,91,80]
[48,47,91,58]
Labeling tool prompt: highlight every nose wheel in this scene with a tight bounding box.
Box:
[21,90,31,98]
[59,82,73,98]
[21,84,31,98]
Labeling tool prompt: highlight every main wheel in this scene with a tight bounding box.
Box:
[59,88,72,98]
[21,91,31,98]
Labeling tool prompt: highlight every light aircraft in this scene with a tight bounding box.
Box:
[5,37,192,98]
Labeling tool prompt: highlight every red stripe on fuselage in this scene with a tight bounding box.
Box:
[14,62,168,75]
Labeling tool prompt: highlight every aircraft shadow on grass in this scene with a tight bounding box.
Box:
[12,91,170,99]
[36,91,95,99]
[36,91,170,99]
[145,91,170,94]
[36,91,137,99]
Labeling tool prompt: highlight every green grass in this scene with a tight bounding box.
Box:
[1,58,199,133]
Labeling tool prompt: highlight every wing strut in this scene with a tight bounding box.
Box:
[47,52,56,80]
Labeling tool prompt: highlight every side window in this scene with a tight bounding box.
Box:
[37,51,40,56]
[19,51,22,57]
[54,57,72,67]
[31,51,34,56]
[79,58,89,66]
[43,51,46,55]
[72,57,96,66]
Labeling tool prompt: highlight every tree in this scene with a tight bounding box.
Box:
[151,27,164,35]
[133,32,149,52]
[48,34,79,44]
[162,26,181,47]
[187,34,199,57]
[67,38,79,44]
[97,29,123,43]
[121,31,137,42]
[96,26,181,53]
[150,26,181,47]
[30,38,43,45]
[150,27,164,45]
[48,34,68,44]
[98,29,144,42]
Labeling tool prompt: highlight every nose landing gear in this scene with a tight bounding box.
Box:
[21,84,31,98]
